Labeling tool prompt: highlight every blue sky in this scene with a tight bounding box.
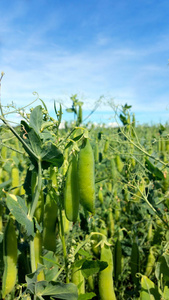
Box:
[0,0,169,125]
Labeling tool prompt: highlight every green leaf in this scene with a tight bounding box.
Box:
[77,249,92,258]
[123,103,132,112]
[155,254,169,281]
[76,101,83,106]
[0,179,12,189]
[26,265,45,295]
[40,129,54,142]
[21,120,42,159]
[0,232,3,243]
[41,142,63,167]
[43,251,59,282]
[163,285,169,299]
[74,259,86,268]
[6,194,34,237]
[35,281,78,300]
[65,134,83,149]
[66,108,75,113]
[140,275,160,300]
[28,128,42,157]
[78,292,96,300]
[119,114,127,125]
[145,157,164,180]
[29,105,43,135]
[81,260,108,279]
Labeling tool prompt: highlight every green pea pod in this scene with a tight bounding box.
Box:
[114,239,122,281]
[94,142,99,163]
[99,152,103,163]
[1,145,7,160]
[99,243,116,300]
[111,158,117,183]
[161,138,165,152]
[0,203,3,232]
[50,166,58,191]
[78,139,95,213]
[87,275,94,291]
[0,167,3,184]
[11,166,20,195]
[77,105,82,125]
[98,187,104,204]
[162,170,169,193]
[130,242,139,285]
[147,221,153,241]
[72,264,85,295]
[115,155,123,173]
[2,218,17,298]
[64,155,79,222]
[103,140,109,153]
[43,188,58,252]
[107,208,114,238]
[34,231,45,281]
[145,247,155,277]
[34,189,44,224]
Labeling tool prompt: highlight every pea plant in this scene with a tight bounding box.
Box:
[1,73,169,299]
[0,92,111,300]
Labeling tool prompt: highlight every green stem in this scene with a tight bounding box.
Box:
[30,160,42,219]
[3,96,39,116]
[0,115,39,162]
[0,72,5,117]
[59,207,69,283]
[29,160,42,274]
[121,128,169,168]
[1,143,24,155]
[74,232,105,257]
[138,186,169,230]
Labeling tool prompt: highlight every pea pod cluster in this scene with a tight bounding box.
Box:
[64,138,95,221]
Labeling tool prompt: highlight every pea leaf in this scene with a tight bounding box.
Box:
[145,157,163,180]
[163,285,169,299]
[20,120,42,158]
[43,251,59,282]
[6,194,34,237]
[66,108,75,113]
[81,260,108,279]
[155,254,169,281]
[29,105,43,135]
[0,179,12,189]
[77,249,92,258]
[41,142,63,167]
[140,275,160,300]
[78,292,96,300]
[35,281,78,300]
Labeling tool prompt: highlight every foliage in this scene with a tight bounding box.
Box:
[1,86,169,299]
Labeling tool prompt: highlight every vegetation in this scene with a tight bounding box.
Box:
[1,76,169,299]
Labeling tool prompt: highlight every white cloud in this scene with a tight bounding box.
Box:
[0,2,169,125]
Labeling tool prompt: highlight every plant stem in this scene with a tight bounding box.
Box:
[29,159,42,274]
[59,207,69,283]
[121,128,169,168]
[0,115,39,162]
[30,160,42,219]
[138,186,169,230]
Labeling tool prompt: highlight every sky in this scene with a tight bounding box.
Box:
[0,0,169,126]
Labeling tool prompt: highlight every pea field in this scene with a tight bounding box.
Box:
[1,96,169,300]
